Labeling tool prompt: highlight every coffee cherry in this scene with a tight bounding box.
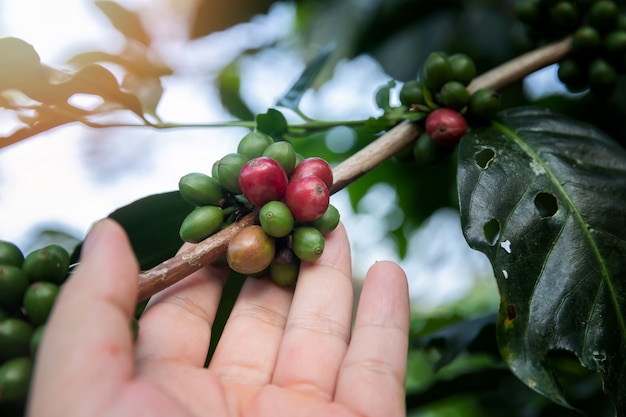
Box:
[572,26,602,57]
[23,282,59,326]
[262,141,297,175]
[22,247,69,285]
[179,206,224,243]
[216,153,248,193]
[516,0,542,26]
[0,241,24,268]
[420,52,452,92]
[557,58,588,91]
[550,1,580,29]
[179,173,224,207]
[468,88,501,121]
[604,30,626,65]
[227,225,276,275]
[238,157,289,207]
[588,0,619,33]
[399,80,426,107]
[588,57,618,97]
[237,131,274,159]
[269,246,300,286]
[0,319,33,361]
[0,357,33,405]
[284,175,330,222]
[292,227,325,262]
[307,204,340,235]
[290,157,333,190]
[413,131,455,166]
[259,201,294,238]
[425,108,468,146]
[0,266,29,312]
[448,53,476,85]
[438,81,469,110]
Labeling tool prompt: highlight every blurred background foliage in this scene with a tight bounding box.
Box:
[2,0,623,415]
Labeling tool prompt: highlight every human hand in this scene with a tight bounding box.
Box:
[27,218,409,417]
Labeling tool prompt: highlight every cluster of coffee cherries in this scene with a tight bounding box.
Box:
[517,0,626,98]
[0,240,71,413]
[398,52,501,165]
[178,131,339,286]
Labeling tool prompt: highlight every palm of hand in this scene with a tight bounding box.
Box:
[27,220,408,417]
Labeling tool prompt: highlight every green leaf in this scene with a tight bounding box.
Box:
[95,0,151,46]
[256,108,288,138]
[374,80,395,111]
[457,106,626,412]
[108,191,193,270]
[276,42,335,112]
[217,61,255,121]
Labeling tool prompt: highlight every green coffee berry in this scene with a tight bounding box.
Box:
[23,282,59,326]
[22,247,69,285]
[438,81,469,110]
[269,246,300,287]
[0,265,29,312]
[41,244,70,281]
[211,160,220,179]
[516,0,542,25]
[292,227,325,262]
[308,204,340,235]
[216,153,248,193]
[572,26,602,57]
[0,319,33,361]
[588,57,618,97]
[413,131,454,166]
[262,141,297,176]
[588,0,619,33]
[603,30,626,63]
[0,241,24,268]
[399,80,426,107]
[549,1,580,28]
[179,206,224,243]
[468,88,501,121]
[448,53,476,86]
[420,52,452,92]
[294,153,305,167]
[0,357,33,404]
[557,58,588,90]
[179,172,224,206]
[237,131,274,159]
[259,201,294,238]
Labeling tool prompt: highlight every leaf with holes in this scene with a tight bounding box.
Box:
[457,106,626,413]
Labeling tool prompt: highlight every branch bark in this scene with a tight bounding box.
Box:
[136,36,572,302]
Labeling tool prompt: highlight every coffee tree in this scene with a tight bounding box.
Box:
[1,0,625,415]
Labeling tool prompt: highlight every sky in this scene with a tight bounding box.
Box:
[0,0,504,310]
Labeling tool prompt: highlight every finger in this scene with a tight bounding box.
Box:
[134,244,228,368]
[28,219,139,415]
[334,261,410,417]
[208,276,293,386]
[271,222,354,399]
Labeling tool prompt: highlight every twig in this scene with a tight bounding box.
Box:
[136,37,573,301]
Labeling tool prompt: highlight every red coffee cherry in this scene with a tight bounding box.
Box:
[238,157,288,207]
[290,157,333,190]
[284,175,330,222]
[424,108,468,146]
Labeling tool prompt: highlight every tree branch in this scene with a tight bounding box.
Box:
[136,37,573,301]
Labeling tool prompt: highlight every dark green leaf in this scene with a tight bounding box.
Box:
[256,108,288,138]
[108,191,193,270]
[276,42,335,111]
[95,0,151,46]
[457,106,626,412]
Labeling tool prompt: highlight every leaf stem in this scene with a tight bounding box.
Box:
[136,37,574,301]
